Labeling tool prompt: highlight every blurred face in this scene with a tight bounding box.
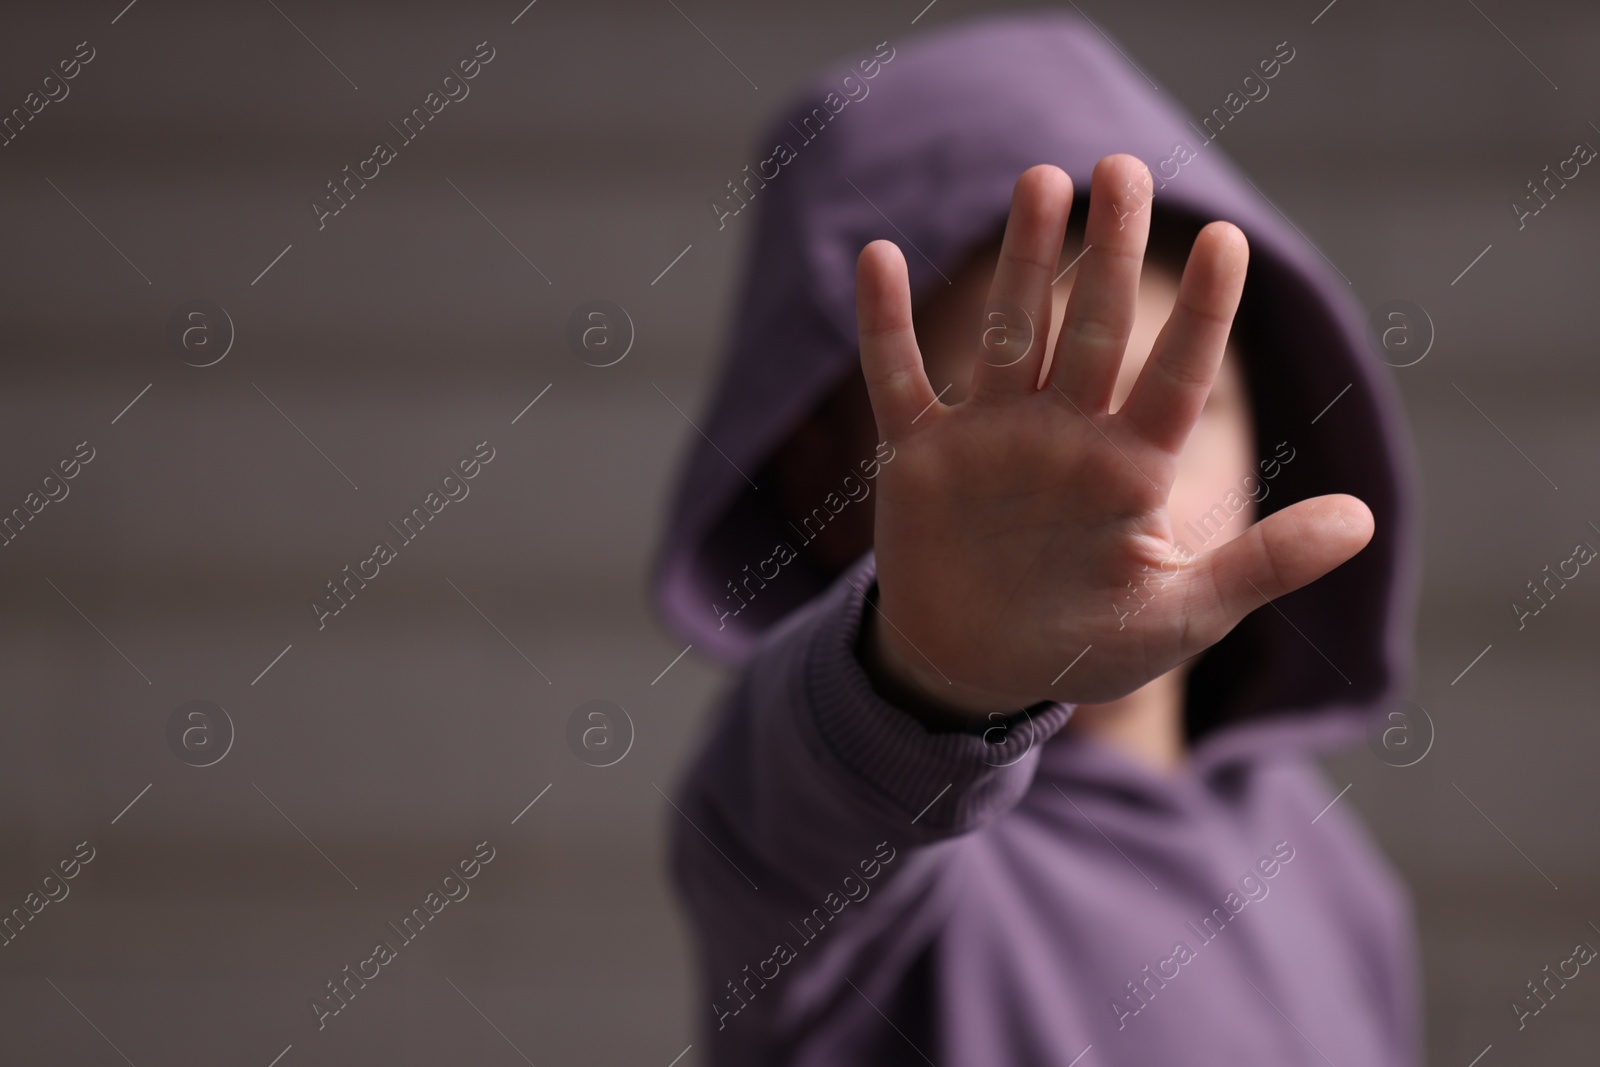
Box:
[772,234,1257,570]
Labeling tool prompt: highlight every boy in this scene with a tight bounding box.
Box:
[655,11,1422,1065]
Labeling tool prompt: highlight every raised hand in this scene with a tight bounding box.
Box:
[854,155,1374,722]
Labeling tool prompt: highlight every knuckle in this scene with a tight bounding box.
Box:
[1175,292,1237,330]
[1151,352,1212,391]
[858,320,907,344]
[1255,525,1291,597]
[1062,310,1127,352]
[1000,244,1062,276]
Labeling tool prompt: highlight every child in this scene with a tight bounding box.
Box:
[655,11,1422,1065]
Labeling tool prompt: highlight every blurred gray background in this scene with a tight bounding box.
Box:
[0,1,1596,1064]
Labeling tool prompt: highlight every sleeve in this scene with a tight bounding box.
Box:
[665,549,1075,1045]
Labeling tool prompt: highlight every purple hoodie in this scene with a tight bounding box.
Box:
[654,11,1425,1066]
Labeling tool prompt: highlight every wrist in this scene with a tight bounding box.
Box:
[856,583,1025,728]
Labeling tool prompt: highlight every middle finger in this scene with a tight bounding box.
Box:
[1046,154,1154,412]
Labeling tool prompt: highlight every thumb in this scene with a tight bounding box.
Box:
[1192,493,1375,643]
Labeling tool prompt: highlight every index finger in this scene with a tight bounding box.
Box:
[1117,221,1249,453]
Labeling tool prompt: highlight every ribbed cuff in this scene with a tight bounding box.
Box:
[804,554,1074,835]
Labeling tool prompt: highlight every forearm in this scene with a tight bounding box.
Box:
[668,551,1075,908]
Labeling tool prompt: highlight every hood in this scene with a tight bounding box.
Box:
[651,10,1421,755]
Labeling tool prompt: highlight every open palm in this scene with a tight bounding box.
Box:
[856,156,1374,718]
